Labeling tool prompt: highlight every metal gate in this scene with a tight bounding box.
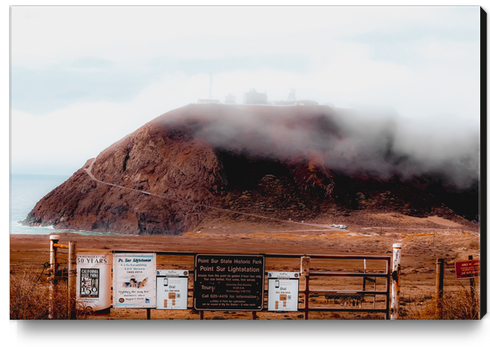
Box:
[110,250,392,320]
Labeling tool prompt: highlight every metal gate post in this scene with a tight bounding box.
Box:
[390,243,402,320]
[301,256,311,320]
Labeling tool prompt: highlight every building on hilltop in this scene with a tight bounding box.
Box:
[272,88,319,106]
[197,99,220,104]
[297,100,319,106]
[224,93,236,104]
[243,88,267,104]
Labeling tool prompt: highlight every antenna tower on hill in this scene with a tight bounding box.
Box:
[287,88,296,103]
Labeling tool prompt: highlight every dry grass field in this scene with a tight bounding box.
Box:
[10,212,480,320]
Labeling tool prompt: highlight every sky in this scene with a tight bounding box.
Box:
[9,5,481,176]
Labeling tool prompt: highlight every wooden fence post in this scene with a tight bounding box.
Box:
[468,255,476,319]
[390,243,402,320]
[68,241,77,319]
[436,258,445,319]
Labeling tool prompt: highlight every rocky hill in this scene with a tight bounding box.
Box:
[23,104,479,235]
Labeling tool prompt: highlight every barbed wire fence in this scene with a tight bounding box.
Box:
[10,247,72,320]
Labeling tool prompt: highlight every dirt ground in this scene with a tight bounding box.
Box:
[10,212,481,320]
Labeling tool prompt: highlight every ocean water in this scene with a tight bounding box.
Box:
[10,174,114,235]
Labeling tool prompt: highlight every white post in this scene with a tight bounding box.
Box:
[49,235,60,319]
[301,256,310,320]
[49,235,60,274]
[390,243,402,320]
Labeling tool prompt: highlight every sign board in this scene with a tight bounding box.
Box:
[268,272,300,311]
[156,270,189,310]
[194,254,264,311]
[76,251,112,311]
[113,253,156,308]
[456,259,480,279]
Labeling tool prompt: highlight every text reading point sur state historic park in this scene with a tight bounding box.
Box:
[194,254,265,311]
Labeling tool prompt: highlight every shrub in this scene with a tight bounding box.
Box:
[403,282,479,320]
[10,266,69,320]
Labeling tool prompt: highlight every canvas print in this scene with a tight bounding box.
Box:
[10,5,483,323]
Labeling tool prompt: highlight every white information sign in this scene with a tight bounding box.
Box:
[76,251,112,311]
[156,270,189,310]
[113,253,156,308]
[267,272,299,311]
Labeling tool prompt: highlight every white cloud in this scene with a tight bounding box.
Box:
[11,57,480,173]
[10,71,222,174]
[10,6,481,174]
[12,6,479,66]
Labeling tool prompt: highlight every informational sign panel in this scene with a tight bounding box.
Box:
[267,272,299,311]
[194,254,264,311]
[156,270,189,310]
[76,251,112,311]
[456,259,480,279]
[113,253,156,308]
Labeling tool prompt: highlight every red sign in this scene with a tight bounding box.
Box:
[455,259,480,279]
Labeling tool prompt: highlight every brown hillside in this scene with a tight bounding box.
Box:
[23,104,479,235]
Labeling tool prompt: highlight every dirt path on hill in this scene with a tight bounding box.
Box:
[85,157,339,232]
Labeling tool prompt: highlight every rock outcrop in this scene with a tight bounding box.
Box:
[23,104,479,234]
